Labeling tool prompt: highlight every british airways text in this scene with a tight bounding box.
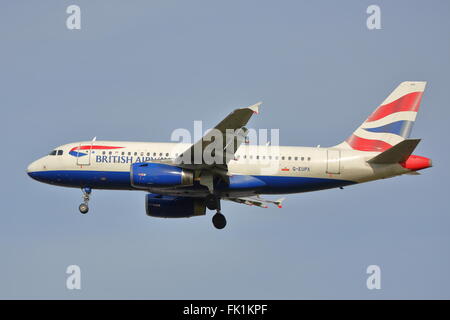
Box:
[95,155,155,164]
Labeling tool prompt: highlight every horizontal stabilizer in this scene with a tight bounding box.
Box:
[367,139,421,164]
[405,171,421,175]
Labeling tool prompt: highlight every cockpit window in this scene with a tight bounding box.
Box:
[49,150,57,156]
[57,150,63,156]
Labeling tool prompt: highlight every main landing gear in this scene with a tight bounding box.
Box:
[206,196,226,230]
[212,212,226,230]
[79,187,91,214]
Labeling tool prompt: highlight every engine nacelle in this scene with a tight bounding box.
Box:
[145,194,206,218]
[131,162,193,189]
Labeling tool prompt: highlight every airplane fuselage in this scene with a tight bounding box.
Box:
[27,140,412,198]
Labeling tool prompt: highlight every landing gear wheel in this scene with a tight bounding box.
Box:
[79,187,91,214]
[79,203,89,214]
[206,196,218,210]
[212,212,226,229]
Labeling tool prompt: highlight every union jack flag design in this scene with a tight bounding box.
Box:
[345,81,426,152]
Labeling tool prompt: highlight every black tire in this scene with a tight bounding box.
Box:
[212,213,226,229]
[79,203,89,214]
[206,196,218,210]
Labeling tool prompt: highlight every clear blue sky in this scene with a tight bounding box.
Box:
[1,0,449,299]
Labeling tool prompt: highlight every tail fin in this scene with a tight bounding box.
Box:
[337,81,427,152]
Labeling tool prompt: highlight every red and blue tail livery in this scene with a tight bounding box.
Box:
[343,82,425,152]
[27,82,432,229]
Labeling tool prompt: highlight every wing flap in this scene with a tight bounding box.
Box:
[226,196,285,209]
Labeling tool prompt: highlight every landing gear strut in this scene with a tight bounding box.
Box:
[79,187,91,214]
[210,197,226,229]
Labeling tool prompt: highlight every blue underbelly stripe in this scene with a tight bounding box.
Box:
[28,170,132,189]
[28,170,356,193]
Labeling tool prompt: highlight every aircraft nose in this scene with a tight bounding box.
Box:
[27,159,42,178]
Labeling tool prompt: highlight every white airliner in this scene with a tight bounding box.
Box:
[27,82,432,229]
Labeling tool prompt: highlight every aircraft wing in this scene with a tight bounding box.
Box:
[225,196,285,209]
[174,102,261,171]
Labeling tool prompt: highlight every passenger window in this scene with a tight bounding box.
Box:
[57,150,63,156]
[121,152,125,155]
[159,153,163,157]
[147,152,150,156]
[109,151,113,155]
[294,157,298,161]
[141,152,144,156]
[281,156,285,160]
[307,157,311,161]
[301,157,304,161]
[288,156,291,160]
[166,153,169,157]
[256,155,259,160]
[134,152,137,156]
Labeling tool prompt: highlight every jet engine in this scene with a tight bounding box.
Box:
[131,163,193,189]
[145,194,206,218]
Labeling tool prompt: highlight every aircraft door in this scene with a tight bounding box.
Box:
[326,149,340,174]
[76,142,92,166]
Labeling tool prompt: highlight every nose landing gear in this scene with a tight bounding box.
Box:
[79,187,91,214]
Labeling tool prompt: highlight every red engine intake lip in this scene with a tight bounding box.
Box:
[400,155,432,171]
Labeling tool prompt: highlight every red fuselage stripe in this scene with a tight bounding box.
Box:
[70,146,124,151]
